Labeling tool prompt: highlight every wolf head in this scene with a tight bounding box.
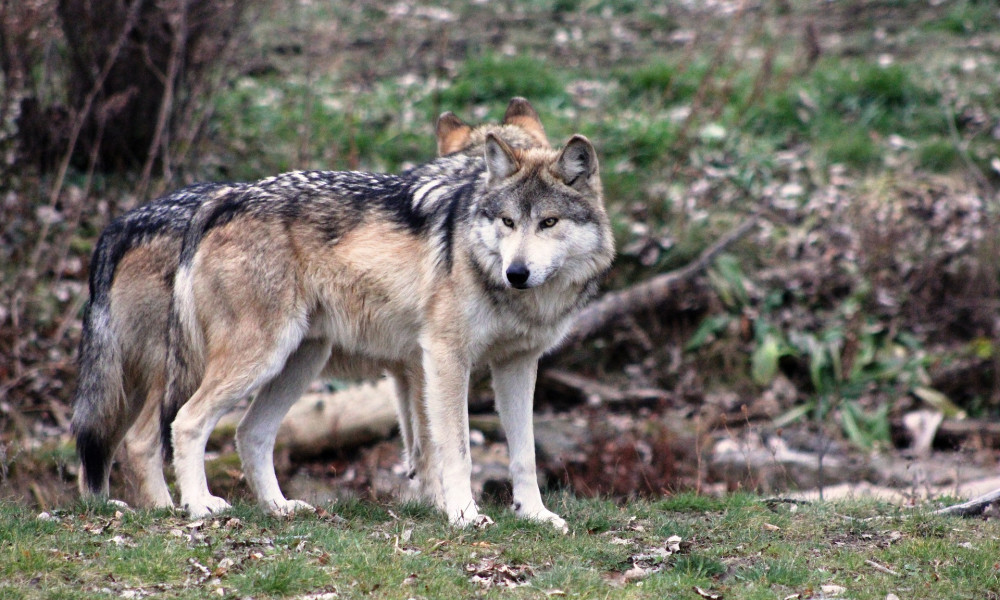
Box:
[472,133,613,291]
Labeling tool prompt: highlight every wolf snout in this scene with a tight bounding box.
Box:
[505,262,530,289]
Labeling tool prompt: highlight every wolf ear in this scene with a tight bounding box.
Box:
[554,135,598,190]
[503,97,549,147]
[484,133,519,183]
[436,111,473,155]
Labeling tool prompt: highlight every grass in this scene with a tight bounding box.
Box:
[1,494,998,599]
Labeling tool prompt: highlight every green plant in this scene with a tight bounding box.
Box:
[917,139,961,172]
[437,53,565,106]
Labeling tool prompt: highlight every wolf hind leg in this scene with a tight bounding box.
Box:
[172,325,305,518]
[391,364,443,509]
[389,368,416,478]
[236,339,331,516]
[121,379,173,508]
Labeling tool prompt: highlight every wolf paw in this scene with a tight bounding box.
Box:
[267,499,315,517]
[514,504,568,534]
[107,499,133,511]
[449,503,485,528]
[184,495,231,518]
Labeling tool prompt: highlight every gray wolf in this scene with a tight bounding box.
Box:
[71,98,551,509]
[163,111,614,530]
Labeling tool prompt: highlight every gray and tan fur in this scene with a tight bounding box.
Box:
[163,108,614,530]
[72,98,550,509]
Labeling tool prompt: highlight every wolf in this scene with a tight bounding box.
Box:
[71,98,551,509]
[163,115,614,530]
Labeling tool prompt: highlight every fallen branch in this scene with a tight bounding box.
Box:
[933,486,1000,517]
[216,379,399,458]
[541,369,670,406]
[557,216,760,350]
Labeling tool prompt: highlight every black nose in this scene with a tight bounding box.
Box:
[506,263,530,288]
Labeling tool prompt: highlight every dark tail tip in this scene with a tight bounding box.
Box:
[161,401,178,463]
[76,428,111,496]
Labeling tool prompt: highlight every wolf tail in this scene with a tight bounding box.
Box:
[71,229,129,498]
[160,199,219,461]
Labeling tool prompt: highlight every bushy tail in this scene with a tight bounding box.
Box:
[71,233,128,497]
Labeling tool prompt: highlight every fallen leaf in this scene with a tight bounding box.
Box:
[694,586,722,599]
[623,565,648,582]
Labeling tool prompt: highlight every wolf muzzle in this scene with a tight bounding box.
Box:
[505,262,530,289]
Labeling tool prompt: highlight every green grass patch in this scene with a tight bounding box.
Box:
[917,138,962,172]
[437,52,565,107]
[3,492,1000,599]
[924,0,1000,35]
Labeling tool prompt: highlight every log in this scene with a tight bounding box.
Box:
[276,378,398,458]
[541,369,670,406]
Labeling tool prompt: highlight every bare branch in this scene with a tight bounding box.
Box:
[933,487,1000,517]
[555,215,760,351]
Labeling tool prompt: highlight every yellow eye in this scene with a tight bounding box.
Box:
[502,217,515,228]
[540,217,558,229]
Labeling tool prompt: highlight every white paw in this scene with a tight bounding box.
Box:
[514,504,568,534]
[449,502,483,528]
[419,480,446,510]
[267,499,315,516]
[184,495,231,518]
[107,499,133,511]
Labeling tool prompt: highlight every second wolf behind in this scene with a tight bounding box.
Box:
[71,99,551,509]
[164,116,614,529]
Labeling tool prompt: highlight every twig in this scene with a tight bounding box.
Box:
[761,497,811,508]
[136,0,187,202]
[30,482,48,511]
[932,486,1000,517]
[26,0,145,274]
[865,559,901,578]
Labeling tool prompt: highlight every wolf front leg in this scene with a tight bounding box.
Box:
[420,342,482,527]
[492,354,568,533]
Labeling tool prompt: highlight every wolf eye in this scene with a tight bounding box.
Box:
[501,217,515,228]
[540,217,559,229]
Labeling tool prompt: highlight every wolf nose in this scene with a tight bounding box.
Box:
[506,263,530,288]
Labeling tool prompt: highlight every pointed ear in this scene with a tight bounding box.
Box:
[503,97,549,147]
[484,133,519,183]
[554,135,598,190]
[436,111,473,155]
